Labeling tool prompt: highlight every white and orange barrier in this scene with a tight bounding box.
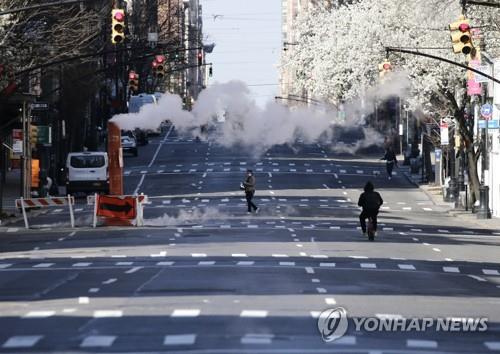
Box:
[91,194,148,227]
[15,196,75,229]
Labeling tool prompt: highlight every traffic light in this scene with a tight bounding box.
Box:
[378,60,392,80]
[128,71,139,92]
[449,15,473,55]
[111,9,125,44]
[197,52,203,66]
[152,55,166,78]
[29,124,38,145]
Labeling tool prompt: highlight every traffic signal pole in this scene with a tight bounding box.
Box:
[385,47,500,85]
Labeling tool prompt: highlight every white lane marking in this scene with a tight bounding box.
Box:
[411,228,423,232]
[279,262,295,266]
[443,267,460,273]
[483,269,500,275]
[93,310,123,318]
[468,275,487,282]
[33,263,54,268]
[164,334,197,346]
[312,278,320,283]
[398,264,416,270]
[325,298,336,305]
[268,172,272,177]
[241,333,274,345]
[237,261,255,266]
[432,248,441,252]
[72,262,91,267]
[311,255,328,259]
[438,229,450,233]
[423,243,430,246]
[88,288,100,293]
[80,335,116,347]
[2,335,43,348]
[6,228,19,233]
[220,225,231,229]
[63,308,76,313]
[0,264,12,269]
[240,310,268,318]
[116,262,133,266]
[335,336,357,345]
[247,225,259,229]
[360,263,377,269]
[78,297,90,304]
[382,227,393,231]
[320,263,336,267]
[23,311,55,318]
[69,231,76,237]
[423,207,433,211]
[485,342,500,350]
[445,258,454,262]
[171,309,200,317]
[125,266,143,274]
[157,261,174,266]
[151,251,167,257]
[191,253,207,258]
[198,261,215,266]
[323,184,329,189]
[102,278,117,285]
[272,254,288,258]
[305,267,315,274]
[316,288,327,293]
[350,256,368,259]
[112,255,127,258]
[406,339,437,348]
[376,314,404,319]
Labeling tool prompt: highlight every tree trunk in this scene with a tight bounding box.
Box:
[466,148,480,205]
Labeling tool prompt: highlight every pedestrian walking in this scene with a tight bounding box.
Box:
[381,147,398,180]
[241,169,258,213]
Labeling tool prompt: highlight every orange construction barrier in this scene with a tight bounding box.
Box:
[96,195,137,219]
[107,122,123,195]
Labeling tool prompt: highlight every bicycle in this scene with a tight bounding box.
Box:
[367,216,375,241]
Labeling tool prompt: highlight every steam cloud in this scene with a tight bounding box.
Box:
[111,77,410,154]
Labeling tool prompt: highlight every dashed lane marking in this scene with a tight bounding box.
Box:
[33,263,54,268]
[78,297,89,304]
[0,264,12,269]
[93,310,123,318]
[272,254,289,258]
[102,278,117,285]
[191,253,207,258]
[360,263,377,269]
[2,335,43,348]
[485,342,500,350]
[237,261,255,266]
[23,311,55,318]
[80,335,116,348]
[443,267,460,273]
[316,288,327,293]
[164,334,197,346]
[6,228,19,233]
[398,264,416,270]
[483,269,500,275]
[240,310,268,318]
[241,333,274,345]
[116,262,133,266]
[125,266,143,274]
[320,262,336,267]
[406,339,437,349]
[171,309,200,317]
[279,262,295,266]
[88,288,100,293]
[468,275,487,282]
[157,261,174,266]
[198,261,215,266]
[325,298,336,305]
[72,262,92,267]
[305,267,315,274]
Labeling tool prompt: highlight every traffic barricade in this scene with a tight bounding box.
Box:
[91,194,148,227]
[15,196,75,229]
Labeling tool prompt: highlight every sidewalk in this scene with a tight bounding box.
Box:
[401,164,500,231]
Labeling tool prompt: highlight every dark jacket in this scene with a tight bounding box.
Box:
[358,191,383,210]
[383,150,398,164]
[243,174,256,193]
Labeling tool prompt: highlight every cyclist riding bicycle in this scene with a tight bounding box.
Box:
[358,181,383,239]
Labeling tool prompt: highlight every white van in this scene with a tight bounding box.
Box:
[66,152,109,195]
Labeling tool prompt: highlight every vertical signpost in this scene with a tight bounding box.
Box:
[107,122,123,195]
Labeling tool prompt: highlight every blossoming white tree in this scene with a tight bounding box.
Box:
[281,0,500,202]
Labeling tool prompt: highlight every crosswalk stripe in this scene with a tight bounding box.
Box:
[3,335,43,348]
[80,335,116,347]
[164,334,197,346]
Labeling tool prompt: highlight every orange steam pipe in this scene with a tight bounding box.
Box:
[107,122,123,195]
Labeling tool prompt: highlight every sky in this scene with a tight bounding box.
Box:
[201,0,282,107]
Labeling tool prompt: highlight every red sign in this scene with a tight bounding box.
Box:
[97,195,136,219]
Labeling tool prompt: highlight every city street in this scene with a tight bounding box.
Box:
[0,126,499,353]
